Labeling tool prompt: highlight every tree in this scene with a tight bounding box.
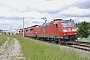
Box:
[76,23,80,28]
[88,23,90,30]
[88,23,90,34]
[78,21,89,38]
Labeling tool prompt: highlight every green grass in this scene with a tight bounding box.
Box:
[0,35,7,46]
[78,39,90,42]
[8,35,90,60]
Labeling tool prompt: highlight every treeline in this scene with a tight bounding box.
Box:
[0,29,2,33]
[76,21,90,38]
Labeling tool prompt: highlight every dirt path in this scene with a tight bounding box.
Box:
[0,38,25,60]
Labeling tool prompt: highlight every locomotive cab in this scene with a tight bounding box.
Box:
[53,19,77,42]
[60,20,77,41]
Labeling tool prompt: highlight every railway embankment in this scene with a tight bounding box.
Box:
[7,35,90,60]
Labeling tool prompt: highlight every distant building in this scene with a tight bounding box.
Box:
[1,29,19,35]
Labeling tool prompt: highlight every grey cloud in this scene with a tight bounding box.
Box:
[0,16,5,19]
[37,9,61,14]
[62,13,90,17]
[72,0,90,9]
[36,0,90,14]
[0,16,22,20]
[33,4,71,15]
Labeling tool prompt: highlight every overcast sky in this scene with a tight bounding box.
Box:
[0,0,90,30]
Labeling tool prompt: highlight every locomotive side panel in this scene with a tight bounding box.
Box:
[46,24,55,38]
[54,21,63,39]
[37,27,43,37]
[26,26,38,37]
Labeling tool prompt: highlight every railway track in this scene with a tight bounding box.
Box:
[42,40,90,52]
[67,41,90,52]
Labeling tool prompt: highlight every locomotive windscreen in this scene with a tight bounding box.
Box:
[62,22,74,27]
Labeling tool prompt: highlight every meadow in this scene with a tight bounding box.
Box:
[0,35,7,46]
[8,35,89,60]
[78,39,90,42]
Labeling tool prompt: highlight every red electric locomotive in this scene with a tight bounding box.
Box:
[26,25,38,37]
[37,19,77,43]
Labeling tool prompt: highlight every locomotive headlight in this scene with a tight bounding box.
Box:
[72,29,76,31]
[63,30,68,32]
[61,37,63,38]
[74,33,76,34]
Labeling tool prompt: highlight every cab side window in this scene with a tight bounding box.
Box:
[56,24,58,28]
[26,30,28,32]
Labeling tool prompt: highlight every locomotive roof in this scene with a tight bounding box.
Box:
[39,19,74,27]
[53,19,62,21]
[27,25,38,28]
[53,19,73,21]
